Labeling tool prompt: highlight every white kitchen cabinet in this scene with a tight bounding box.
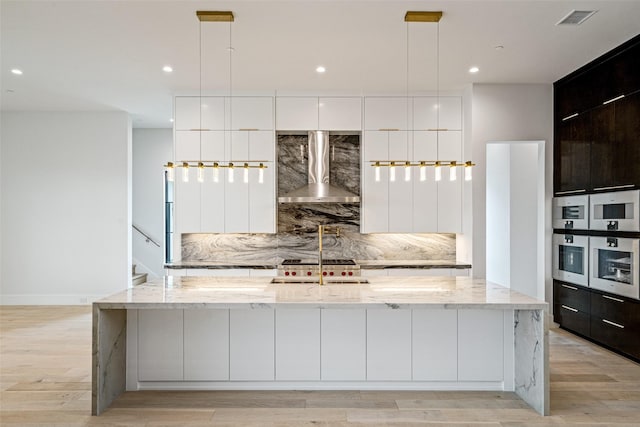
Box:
[437,131,463,233]
[318,97,362,130]
[245,130,275,162]
[413,96,462,131]
[362,131,389,233]
[175,131,225,162]
[321,309,366,381]
[249,162,275,233]
[224,167,249,233]
[366,309,411,381]
[230,309,275,380]
[175,167,200,234]
[458,310,504,381]
[412,131,438,232]
[200,175,225,233]
[275,309,320,380]
[175,131,201,161]
[175,96,225,131]
[276,97,319,130]
[364,97,412,130]
[200,131,226,161]
[138,310,183,381]
[231,97,274,130]
[388,131,412,232]
[412,309,457,380]
[184,309,229,381]
[387,268,452,277]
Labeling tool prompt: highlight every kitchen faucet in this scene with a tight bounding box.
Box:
[318,225,340,285]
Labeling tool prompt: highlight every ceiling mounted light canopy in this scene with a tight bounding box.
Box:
[404,11,442,22]
[196,11,234,22]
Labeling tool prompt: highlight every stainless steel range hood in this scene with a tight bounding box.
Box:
[278,131,360,203]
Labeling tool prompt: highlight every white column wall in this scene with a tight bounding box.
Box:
[0,112,132,304]
[132,128,172,278]
[470,84,553,302]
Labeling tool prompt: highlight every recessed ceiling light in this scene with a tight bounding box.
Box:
[316,66,326,73]
[169,118,174,123]
[162,65,173,73]
[469,66,479,73]
[11,69,23,75]
[494,45,504,50]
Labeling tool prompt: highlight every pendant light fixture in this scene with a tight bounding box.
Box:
[164,11,268,183]
[369,11,475,180]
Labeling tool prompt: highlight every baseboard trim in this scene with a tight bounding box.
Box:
[0,294,108,305]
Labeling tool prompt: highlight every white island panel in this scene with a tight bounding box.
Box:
[458,310,504,381]
[275,309,320,380]
[366,309,411,381]
[229,309,275,381]
[138,309,183,381]
[412,309,458,381]
[320,309,366,381]
[184,309,229,381]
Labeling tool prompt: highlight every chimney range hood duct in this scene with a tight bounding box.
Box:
[278,131,360,203]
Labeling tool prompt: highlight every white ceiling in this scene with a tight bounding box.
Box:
[2,0,639,128]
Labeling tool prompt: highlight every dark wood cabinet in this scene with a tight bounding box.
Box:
[554,281,640,361]
[614,92,640,188]
[555,113,592,194]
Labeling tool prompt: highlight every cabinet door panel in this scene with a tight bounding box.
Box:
[362,131,389,233]
[231,97,274,130]
[275,309,320,380]
[200,131,226,161]
[229,309,275,380]
[555,113,591,193]
[614,92,640,188]
[458,310,504,381]
[412,131,438,232]
[413,309,458,380]
[201,97,226,130]
[321,309,366,380]
[388,132,412,232]
[175,168,200,233]
[590,104,616,190]
[138,310,183,381]
[276,97,319,130]
[249,163,275,233]
[367,309,412,380]
[230,131,249,161]
[224,168,249,232]
[319,97,362,131]
[248,131,275,162]
[184,309,229,381]
[364,97,411,130]
[201,178,225,233]
[437,132,462,233]
[175,131,201,161]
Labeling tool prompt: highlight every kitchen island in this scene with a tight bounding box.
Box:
[93,276,548,416]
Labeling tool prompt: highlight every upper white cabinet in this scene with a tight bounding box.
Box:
[230,97,274,130]
[175,97,225,131]
[318,97,362,130]
[364,97,412,130]
[413,96,462,131]
[276,97,318,130]
[436,131,463,233]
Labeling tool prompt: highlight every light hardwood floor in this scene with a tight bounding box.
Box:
[1,306,639,426]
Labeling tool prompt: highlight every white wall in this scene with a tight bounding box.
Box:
[1,112,132,304]
[486,141,545,300]
[471,84,553,301]
[132,128,172,278]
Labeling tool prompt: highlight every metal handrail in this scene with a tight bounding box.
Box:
[132,224,161,247]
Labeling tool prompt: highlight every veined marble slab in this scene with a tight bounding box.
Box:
[94,277,547,311]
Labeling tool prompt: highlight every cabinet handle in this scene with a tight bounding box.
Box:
[426,128,450,131]
[593,184,634,191]
[561,305,578,313]
[602,319,625,329]
[562,284,578,291]
[602,295,624,303]
[555,189,587,195]
[189,128,212,131]
[239,128,259,131]
[378,128,400,131]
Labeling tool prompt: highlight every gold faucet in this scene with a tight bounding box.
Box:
[318,225,340,285]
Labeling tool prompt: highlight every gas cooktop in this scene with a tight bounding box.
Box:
[281,259,356,266]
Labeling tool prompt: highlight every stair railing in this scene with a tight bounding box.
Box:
[132,224,161,247]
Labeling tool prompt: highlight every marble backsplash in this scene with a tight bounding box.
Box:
[181,133,456,262]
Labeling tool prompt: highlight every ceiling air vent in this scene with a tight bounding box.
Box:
[556,10,597,26]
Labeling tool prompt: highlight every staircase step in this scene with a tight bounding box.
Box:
[132,273,148,286]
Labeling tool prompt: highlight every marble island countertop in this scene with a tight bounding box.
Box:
[164,260,471,270]
[96,276,545,310]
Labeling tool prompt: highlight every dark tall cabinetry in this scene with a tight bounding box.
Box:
[554,34,640,195]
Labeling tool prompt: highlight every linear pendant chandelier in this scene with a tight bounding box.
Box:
[370,11,475,182]
[165,10,268,184]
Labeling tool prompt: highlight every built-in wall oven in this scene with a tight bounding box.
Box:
[589,189,640,232]
[589,236,639,300]
[553,195,589,230]
[552,233,589,287]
